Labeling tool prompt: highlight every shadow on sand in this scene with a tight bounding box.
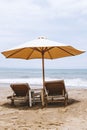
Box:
[1,98,80,110]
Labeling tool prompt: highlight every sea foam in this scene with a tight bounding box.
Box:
[0,77,87,88]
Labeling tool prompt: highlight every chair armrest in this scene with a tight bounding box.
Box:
[7,93,16,99]
[7,96,12,99]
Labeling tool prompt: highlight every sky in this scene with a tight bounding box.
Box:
[0,0,87,69]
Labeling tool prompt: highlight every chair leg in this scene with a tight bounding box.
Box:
[26,99,29,106]
[44,97,48,107]
[45,101,48,107]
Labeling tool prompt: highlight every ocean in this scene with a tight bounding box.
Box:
[0,68,87,88]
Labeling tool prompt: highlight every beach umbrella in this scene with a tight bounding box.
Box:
[1,36,85,88]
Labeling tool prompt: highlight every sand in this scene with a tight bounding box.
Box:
[0,86,87,130]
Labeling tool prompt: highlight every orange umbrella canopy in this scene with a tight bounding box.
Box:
[2,37,84,59]
[2,36,85,87]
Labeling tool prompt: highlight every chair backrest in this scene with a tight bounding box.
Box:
[10,83,30,96]
[44,80,66,96]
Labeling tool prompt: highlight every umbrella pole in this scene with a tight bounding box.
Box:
[42,53,45,106]
[42,53,45,88]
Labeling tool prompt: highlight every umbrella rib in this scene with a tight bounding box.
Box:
[44,47,54,52]
[26,49,35,59]
[47,51,53,59]
[31,47,54,53]
[6,48,25,58]
[31,47,42,53]
[26,47,43,59]
[57,46,75,56]
[42,47,54,59]
[46,47,54,59]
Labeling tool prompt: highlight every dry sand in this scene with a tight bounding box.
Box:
[0,86,87,130]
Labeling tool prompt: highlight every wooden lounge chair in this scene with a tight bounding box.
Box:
[44,80,68,106]
[7,83,31,106]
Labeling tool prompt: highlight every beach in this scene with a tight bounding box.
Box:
[0,68,87,129]
[0,86,87,130]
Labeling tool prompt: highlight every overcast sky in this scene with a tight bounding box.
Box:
[0,0,87,69]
